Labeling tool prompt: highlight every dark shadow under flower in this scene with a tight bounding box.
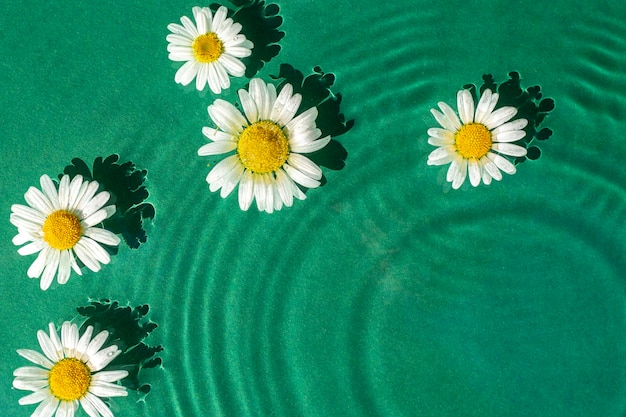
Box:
[463,72,555,164]
[77,299,163,397]
[210,0,285,78]
[271,64,353,175]
[61,155,155,250]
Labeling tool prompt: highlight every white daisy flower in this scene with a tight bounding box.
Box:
[167,6,254,93]
[198,78,331,213]
[10,174,121,291]
[427,88,528,189]
[13,321,128,417]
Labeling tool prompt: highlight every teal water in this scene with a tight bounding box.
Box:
[1,0,626,416]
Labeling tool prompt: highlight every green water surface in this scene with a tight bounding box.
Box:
[1,0,626,416]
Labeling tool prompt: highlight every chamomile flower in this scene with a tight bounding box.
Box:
[198,78,331,213]
[427,89,528,189]
[10,174,120,290]
[167,6,253,93]
[12,321,128,417]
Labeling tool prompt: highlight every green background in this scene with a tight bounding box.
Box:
[2,0,626,416]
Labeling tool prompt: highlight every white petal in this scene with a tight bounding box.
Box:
[13,378,48,391]
[47,323,63,359]
[427,146,457,166]
[78,237,111,265]
[39,249,60,291]
[73,241,102,273]
[492,143,527,157]
[287,154,322,180]
[484,106,518,130]
[56,250,72,285]
[491,118,528,134]
[285,107,318,133]
[37,327,61,362]
[475,89,499,124]
[61,321,79,358]
[27,247,50,279]
[174,60,199,86]
[492,129,527,143]
[85,330,109,359]
[202,126,236,142]
[208,100,247,134]
[67,176,86,210]
[219,163,245,198]
[87,345,121,372]
[24,186,54,214]
[289,136,331,154]
[39,175,60,211]
[18,240,46,256]
[17,389,49,405]
[451,158,468,189]
[81,393,114,417]
[436,102,462,131]
[238,88,258,124]
[480,155,502,181]
[55,400,77,417]
[457,90,475,124]
[238,170,254,211]
[11,204,46,223]
[57,175,71,209]
[211,6,228,31]
[31,395,59,417]
[195,62,209,91]
[198,140,238,156]
[90,381,128,398]
[73,181,99,213]
[283,164,321,189]
[81,191,111,220]
[13,232,33,246]
[75,326,94,360]
[218,53,246,77]
[224,46,253,58]
[92,370,129,383]
[83,228,120,247]
[17,349,54,369]
[207,63,222,93]
[487,152,516,175]
[249,78,271,120]
[275,169,295,208]
[468,159,482,187]
[13,366,49,378]
[207,155,242,185]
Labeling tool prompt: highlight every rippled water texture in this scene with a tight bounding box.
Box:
[1,1,626,416]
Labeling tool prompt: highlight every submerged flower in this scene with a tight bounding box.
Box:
[13,321,128,417]
[427,89,528,189]
[10,174,120,290]
[167,6,253,93]
[198,78,331,213]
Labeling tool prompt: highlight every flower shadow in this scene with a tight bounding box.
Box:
[211,0,284,78]
[60,155,155,250]
[463,72,555,164]
[271,64,353,176]
[77,299,163,398]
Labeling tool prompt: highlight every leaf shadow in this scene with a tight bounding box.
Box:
[270,64,353,174]
[77,299,163,398]
[61,155,155,250]
[463,71,555,164]
[211,0,284,78]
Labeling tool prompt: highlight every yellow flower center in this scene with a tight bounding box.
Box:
[192,32,224,63]
[48,358,92,401]
[237,121,290,173]
[454,123,493,159]
[42,210,83,250]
